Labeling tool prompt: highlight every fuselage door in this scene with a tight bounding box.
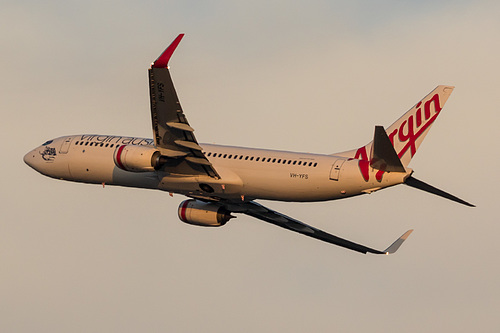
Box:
[59,137,73,154]
[329,159,345,181]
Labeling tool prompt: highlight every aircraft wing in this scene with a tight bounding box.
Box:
[233,201,413,254]
[149,34,219,178]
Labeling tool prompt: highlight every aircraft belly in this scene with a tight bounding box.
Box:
[157,166,244,199]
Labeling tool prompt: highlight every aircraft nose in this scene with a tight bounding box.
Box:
[23,149,37,169]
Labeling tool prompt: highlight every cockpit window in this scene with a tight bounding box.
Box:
[42,140,53,146]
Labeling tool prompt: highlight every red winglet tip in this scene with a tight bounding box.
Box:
[152,33,185,68]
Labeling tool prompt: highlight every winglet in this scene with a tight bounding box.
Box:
[152,33,185,68]
[384,229,413,254]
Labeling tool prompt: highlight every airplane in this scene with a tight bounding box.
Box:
[24,34,474,255]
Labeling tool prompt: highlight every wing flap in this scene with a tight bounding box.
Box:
[167,122,195,132]
[174,140,203,151]
[185,156,214,166]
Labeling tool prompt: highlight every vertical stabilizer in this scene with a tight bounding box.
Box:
[336,86,454,167]
[385,85,454,166]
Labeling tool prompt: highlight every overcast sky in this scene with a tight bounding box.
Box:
[1,1,499,332]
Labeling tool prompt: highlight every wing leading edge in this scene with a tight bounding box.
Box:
[233,201,413,254]
[149,34,219,178]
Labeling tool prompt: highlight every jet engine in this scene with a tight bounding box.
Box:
[113,145,163,172]
[178,199,235,227]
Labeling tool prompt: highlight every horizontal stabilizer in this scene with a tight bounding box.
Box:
[405,176,475,207]
[370,126,406,172]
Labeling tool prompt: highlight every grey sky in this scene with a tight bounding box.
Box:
[1,1,498,332]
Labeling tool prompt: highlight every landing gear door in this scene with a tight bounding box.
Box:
[329,159,345,181]
[59,137,73,154]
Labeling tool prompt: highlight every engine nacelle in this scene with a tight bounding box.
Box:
[178,200,235,227]
[113,145,161,172]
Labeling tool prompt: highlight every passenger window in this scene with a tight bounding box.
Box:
[297,161,302,165]
[277,159,281,163]
[256,157,260,161]
[313,162,318,167]
[85,142,89,146]
[250,157,254,161]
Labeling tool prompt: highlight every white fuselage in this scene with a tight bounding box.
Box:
[24,135,411,202]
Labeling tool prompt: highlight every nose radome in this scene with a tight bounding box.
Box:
[23,150,36,169]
